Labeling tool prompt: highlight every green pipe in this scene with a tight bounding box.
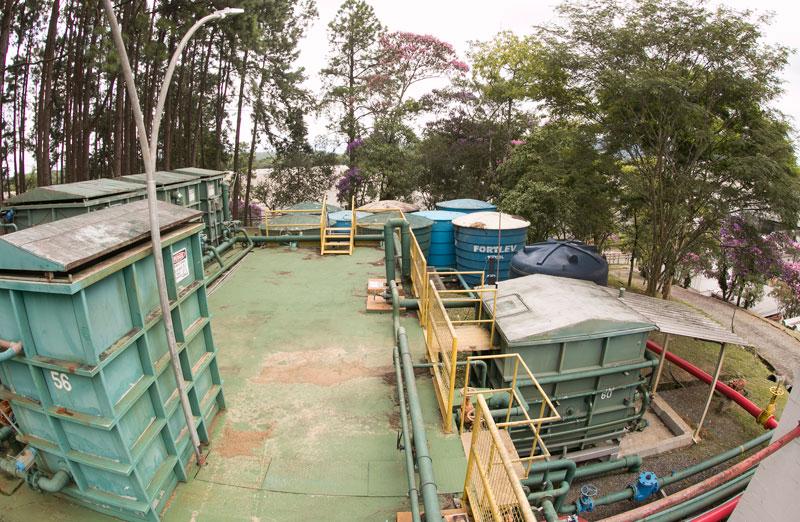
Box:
[206,228,254,285]
[203,245,225,268]
[244,233,384,244]
[384,219,410,283]
[643,469,755,522]
[558,429,769,514]
[522,459,575,510]
[0,341,22,362]
[0,223,17,232]
[528,480,569,504]
[511,357,659,388]
[659,430,772,488]
[413,360,488,389]
[524,455,642,486]
[0,457,71,493]
[221,182,231,221]
[398,325,442,522]
[394,345,421,522]
[540,499,560,522]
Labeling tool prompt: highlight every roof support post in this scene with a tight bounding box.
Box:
[650,333,670,395]
[693,342,727,442]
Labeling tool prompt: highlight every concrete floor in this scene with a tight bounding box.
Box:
[0,246,466,521]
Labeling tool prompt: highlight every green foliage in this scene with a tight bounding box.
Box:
[252,150,338,209]
[499,123,619,248]
[533,0,800,296]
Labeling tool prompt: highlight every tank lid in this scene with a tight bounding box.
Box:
[436,198,496,210]
[357,211,433,229]
[412,210,465,222]
[482,274,656,345]
[358,200,420,212]
[172,167,228,178]
[284,201,343,212]
[7,179,145,205]
[0,200,201,273]
[121,171,198,187]
[328,210,371,221]
[452,211,530,231]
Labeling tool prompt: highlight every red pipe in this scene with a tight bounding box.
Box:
[646,341,778,429]
[690,494,741,522]
[600,423,800,522]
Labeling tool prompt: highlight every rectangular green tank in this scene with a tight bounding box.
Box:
[0,200,225,521]
[3,179,146,231]
[484,274,657,455]
[120,171,202,211]
[170,168,228,246]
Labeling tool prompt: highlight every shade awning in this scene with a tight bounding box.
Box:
[604,287,750,346]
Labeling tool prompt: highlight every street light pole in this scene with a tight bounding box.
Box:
[100,1,243,467]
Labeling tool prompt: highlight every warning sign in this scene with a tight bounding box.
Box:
[172,248,190,282]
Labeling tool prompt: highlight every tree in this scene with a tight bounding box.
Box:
[320,0,383,169]
[499,122,618,248]
[533,0,800,297]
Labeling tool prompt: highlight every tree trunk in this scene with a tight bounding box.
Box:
[230,49,249,220]
[36,0,60,186]
[627,211,638,288]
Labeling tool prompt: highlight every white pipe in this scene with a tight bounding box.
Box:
[100,2,243,467]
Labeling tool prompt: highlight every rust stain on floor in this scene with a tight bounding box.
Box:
[214,425,273,458]
[252,361,392,386]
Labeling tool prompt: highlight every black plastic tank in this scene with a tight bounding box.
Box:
[509,240,609,285]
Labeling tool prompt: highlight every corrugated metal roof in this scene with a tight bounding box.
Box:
[0,200,201,273]
[601,287,750,346]
[121,171,198,186]
[7,179,145,205]
[172,167,227,178]
[483,274,657,345]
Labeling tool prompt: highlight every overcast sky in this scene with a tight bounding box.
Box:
[294,0,800,150]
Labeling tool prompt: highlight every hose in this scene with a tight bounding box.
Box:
[0,456,71,493]
[646,341,777,429]
[689,494,741,522]
[0,340,23,362]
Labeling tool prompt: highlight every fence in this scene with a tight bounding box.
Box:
[463,394,538,522]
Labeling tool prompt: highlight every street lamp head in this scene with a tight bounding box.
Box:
[217,7,245,18]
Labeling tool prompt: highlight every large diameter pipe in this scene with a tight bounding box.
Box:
[0,457,71,493]
[394,345,421,521]
[646,341,777,429]
[398,325,442,522]
[689,494,741,522]
[242,233,384,244]
[599,423,800,522]
[644,471,753,522]
[384,219,410,283]
[221,182,231,221]
[523,455,642,487]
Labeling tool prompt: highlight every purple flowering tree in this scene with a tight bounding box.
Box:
[702,216,787,308]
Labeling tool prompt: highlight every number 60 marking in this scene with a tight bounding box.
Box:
[50,371,72,392]
[600,387,613,400]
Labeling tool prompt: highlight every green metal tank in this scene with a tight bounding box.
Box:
[260,212,331,237]
[3,179,146,231]
[120,171,202,212]
[171,168,228,246]
[287,200,342,212]
[356,211,433,257]
[0,200,224,521]
[483,274,657,455]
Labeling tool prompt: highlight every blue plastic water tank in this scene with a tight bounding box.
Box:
[328,210,372,234]
[435,198,496,214]
[412,210,465,268]
[453,212,529,285]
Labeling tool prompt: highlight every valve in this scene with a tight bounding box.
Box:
[757,384,784,427]
[15,446,37,473]
[575,484,598,513]
[632,471,659,502]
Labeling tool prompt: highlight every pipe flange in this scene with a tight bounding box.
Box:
[26,467,43,492]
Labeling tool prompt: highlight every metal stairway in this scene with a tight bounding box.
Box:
[320,196,356,255]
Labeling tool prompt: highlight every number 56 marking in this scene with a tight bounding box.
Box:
[50,371,72,392]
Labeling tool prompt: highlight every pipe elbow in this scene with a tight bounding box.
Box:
[0,341,23,362]
[35,469,71,493]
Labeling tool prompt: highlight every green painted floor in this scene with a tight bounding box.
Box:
[0,246,465,521]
